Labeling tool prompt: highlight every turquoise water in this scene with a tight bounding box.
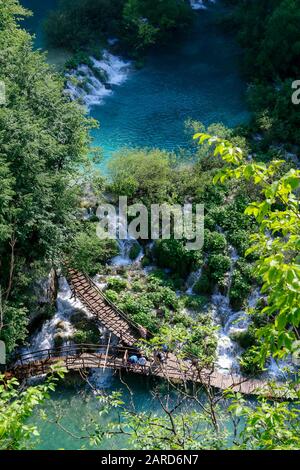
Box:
[22,1,248,160]
[19,0,248,450]
[21,0,58,48]
[29,374,166,450]
[91,11,248,158]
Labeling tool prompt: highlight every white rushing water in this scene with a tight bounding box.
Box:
[110,213,143,267]
[23,276,114,388]
[190,0,216,10]
[65,50,131,109]
[186,268,203,295]
[23,278,94,357]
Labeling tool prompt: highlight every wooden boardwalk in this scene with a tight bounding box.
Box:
[8,270,292,398]
[10,344,287,398]
[67,268,148,346]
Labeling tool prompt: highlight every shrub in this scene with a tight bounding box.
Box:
[230,328,256,350]
[67,223,119,276]
[204,230,227,253]
[106,277,128,292]
[154,239,202,278]
[239,347,264,376]
[193,272,212,295]
[104,289,119,303]
[207,254,231,284]
[129,243,141,260]
[182,295,208,311]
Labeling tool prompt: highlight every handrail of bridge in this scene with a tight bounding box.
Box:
[68,268,153,339]
[11,345,284,399]
[12,344,206,383]
[15,344,140,365]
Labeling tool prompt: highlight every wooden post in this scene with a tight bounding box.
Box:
[103,333,112,372]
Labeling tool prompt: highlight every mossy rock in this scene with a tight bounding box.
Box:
[70,309,88,327]
[230,329,256,350]
[70,309,100,345]
[193,273,212,295]
[129,243,141,260]
[73,329,100,345]
[53,332,66,348]
[141,256,151,268]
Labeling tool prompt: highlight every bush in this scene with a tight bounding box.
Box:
[172,311,193,328]
[146,286,179,311]
[230,328,256,350]
[229,261,255,309]
[204,230,227,254]
[73,328,100,345]
[154,239,202,278]
[65,52,93,71]
[183,325,217,366]
[68,223,119,276]
[227,229,251,257]
[207,254,231,284]
[106,277,128,292]
[108,148,173,205]
[193,272,212,295]
[240,347,264,376]
[182,295,208,311]
[129,243,141,260]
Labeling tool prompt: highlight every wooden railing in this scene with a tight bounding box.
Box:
[67,268,151,344]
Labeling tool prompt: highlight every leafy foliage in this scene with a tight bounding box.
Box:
[0,365,65,450]
[194,132,300,364]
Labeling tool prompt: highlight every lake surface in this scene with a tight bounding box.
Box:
[20,0,248,450]
[22,0,248,160]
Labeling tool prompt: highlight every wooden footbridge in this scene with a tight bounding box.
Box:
[10,344,284,397]
[6,269,291,398]
[67,268,149,346]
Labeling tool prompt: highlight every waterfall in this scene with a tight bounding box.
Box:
[65,51,131,109]
[211,244,243,373]
[185,268,203,295]
[110,213,143,267]
[22,278,97,358]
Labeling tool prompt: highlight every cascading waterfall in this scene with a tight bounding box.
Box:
[65,51,131,109]
[186,268,203,295]
[22,278,80,357]
[110,213,143,267]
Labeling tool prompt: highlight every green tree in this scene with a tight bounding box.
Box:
[0,1,94,353]
[0,365,65,450]
[194,132,300,365]
[122,0,192,52]
[107,148,173,205]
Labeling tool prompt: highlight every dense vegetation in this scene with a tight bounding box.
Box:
[224,0,300,146]
[44,0,192,55]
[0,0,115,356]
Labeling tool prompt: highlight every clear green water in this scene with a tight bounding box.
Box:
[29,374,166,450]
[20,0,249,450]
[91,10,248,159]
[22,0,248,160]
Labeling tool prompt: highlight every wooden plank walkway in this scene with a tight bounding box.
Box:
[10,345,288,398]
[67,268,147,346]
[9,270,292,398]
